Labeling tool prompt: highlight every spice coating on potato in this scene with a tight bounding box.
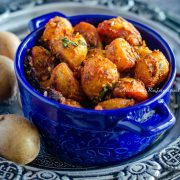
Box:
[0,114,40,164]
[113,78,148,101]
[81,55,119,101]
[97,17,142,46]
[74,22,102,48]
[86,48,105,59]
[62,99,82,108]
[50,34,88,70]
[31,46,55,82]
[42,16,73,42]
[135,50,169,88]
[105,38,138,72]
[51,62,84,102]
[95,98,135,110]
[134,41,152,58]
[0,55,16,102]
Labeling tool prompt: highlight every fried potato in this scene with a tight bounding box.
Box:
[74,22,102,48]
[134,41,152,58]
[97,17,142,46]
[62,99,82,108]
[135,50,169,88]
[31,46,55,82]
[113,78,148,101]
[86,48,105,60]
[95,98,135,110]
[105,38,138,72]
[51,62,84,102]
[81,55,119,101]
[42,16,73,42]
[50,34,88,70]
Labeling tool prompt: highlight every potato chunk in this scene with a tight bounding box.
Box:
[74,22,102,48]
[42,16,73,42]
[81,55,119,101]
[105,38,138,72]
[31,46,55,82]
[113,78,148,101]
[51,63,84,102]
[95,98,135,110]
[50,34,88,70]
[97,17,142,46]
[135,50,169,88]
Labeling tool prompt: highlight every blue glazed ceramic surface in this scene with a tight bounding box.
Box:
[15,12,176,166]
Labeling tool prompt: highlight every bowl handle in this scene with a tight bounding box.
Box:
[116,100,176,136]
[29,11,67,32]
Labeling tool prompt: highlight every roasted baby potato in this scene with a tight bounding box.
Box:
[113,78,148,101]
[86,48,105,60]
[31,46,55,82]
[134,41,152,58]
[135,50,169,88]
[42,16,73,42]
[97,17,142,46]
[81,55,119,101]
[62,99,82,108]
[95,98,135,110]
[50,34,88,70]
[105,38,138,72]
[74,22,102,48]
[51,62,84,102]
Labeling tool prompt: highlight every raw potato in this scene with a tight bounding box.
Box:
[0,55,16,102]
[0,31,20,60]
[105,38,138,72]
[0,114,40,164]
[95,98,135,110]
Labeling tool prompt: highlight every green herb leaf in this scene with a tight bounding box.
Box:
[62,37,78,48]
[78,40,87,46]
[99,85,110,100]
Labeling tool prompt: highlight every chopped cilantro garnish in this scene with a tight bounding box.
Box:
[78,40,87,46]
[62,37,78,47]
[99,85,110,100]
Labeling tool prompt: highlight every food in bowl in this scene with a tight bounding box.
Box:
[24,16,169,110]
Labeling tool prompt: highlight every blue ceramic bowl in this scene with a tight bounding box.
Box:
[15,12,176,166]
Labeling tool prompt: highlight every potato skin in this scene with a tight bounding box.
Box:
[97,17,142,46]
[0,114,40,164]
[135,50,169,88]
[95,98,135,110]
[42,16,73,42]
[81,55,119,100]
[51,62,84,102]
[0,55,16,102]
[0,31,20,60]
[74,22,102,48]
[113,78,148,101]
[105,38,138,72]
[31,46,55,82]
[50,34,88,70]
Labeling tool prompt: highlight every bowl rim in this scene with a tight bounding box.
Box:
[15,14,176,115]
